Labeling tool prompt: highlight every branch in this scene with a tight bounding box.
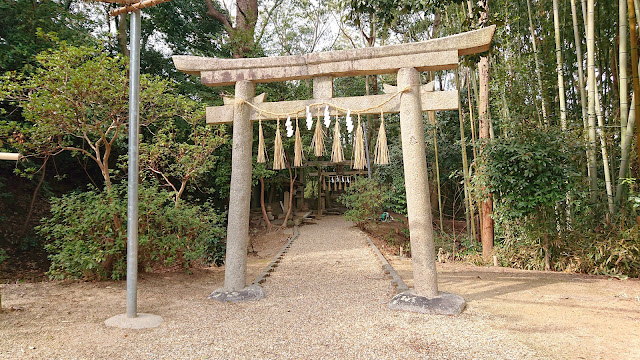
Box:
[61,146,99,164]
[148,167,179,195]
[204,0,233,30]
[255,0,284,45]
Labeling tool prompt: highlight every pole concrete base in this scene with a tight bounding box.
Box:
[389,290,466,316]
[208,284,265,303]
[104,313,163,329]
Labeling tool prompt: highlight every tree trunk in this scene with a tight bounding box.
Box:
[616,91,637,206]
[571,0,593,181]
[630,0,640,181]
[595,81,615,214]
[280,154,296,229]
[457,70,475,241]
[553,0,568,130]
[259,177,272,230]
[478,0,493,260]
[621,0,630,142]
[527,0,549,125]
[586,0,599,202]
[543,232,551,271]
[117,14,129,57]
[234,0,258,58]
[20,157,48,237]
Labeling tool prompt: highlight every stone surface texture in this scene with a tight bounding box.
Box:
[223,80,255,292]
[398,67,439,298]
[172,26,496,84]
[208,285,266,303]
[389,291,467,316]
[205,88,458,124]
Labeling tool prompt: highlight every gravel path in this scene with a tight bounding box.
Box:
[1,216,537,359]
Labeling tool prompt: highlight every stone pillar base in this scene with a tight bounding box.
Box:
[208,285,266,303]
[389,290,466,316]
[104,313,163,329]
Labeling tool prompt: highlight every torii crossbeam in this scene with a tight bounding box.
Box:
[174,26,495,314]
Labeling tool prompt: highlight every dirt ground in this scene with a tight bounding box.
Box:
[1,223,639,359]
[389,259,640,360]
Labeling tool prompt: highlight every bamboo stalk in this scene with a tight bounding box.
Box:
[98,0,138,4]
[621,0,630,141]
[457,70,474,241]
[586,0,598,201]
[553,0,568,130]
[109,0,172,16]
[431,113,444,232]
[595,82,614,214]
[571,0,592,180]
[466,69,478,164]
[631,0,640,180]
[527,0,549,125]
[616,91,637,206]
[0,153,21,161]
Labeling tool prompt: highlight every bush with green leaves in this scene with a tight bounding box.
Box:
[338,177,389,227]
[39,183,225,280]
[477,125,582,266]
[480,126,580,219]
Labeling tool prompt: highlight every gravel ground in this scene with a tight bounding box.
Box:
[1,216,538,359]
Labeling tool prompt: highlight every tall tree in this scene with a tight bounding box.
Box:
[204,0,259,58]
[620,0,630,142]
[526,0,549,125]
[586,0,598,201]
[477,0,493,259]
[553,0,567,130]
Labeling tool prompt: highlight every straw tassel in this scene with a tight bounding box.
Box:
[257,119,266,163]
[273,119,286,170]
[353,115,366,169]
[374,111,390,165]
[294,116,303,167]
[331,116,344,163]
[312,108,325,156]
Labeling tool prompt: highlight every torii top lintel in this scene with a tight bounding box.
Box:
[173,26,495,87]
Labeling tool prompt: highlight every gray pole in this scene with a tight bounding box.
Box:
[398,67,438,298]
[126,10,141,319]
[223,80,255,291]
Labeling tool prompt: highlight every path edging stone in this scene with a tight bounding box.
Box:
[252,225,299,286]
[363,233,409,293]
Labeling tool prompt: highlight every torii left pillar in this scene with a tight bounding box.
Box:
[208,80,266,302]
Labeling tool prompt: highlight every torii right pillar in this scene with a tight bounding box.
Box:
[388,67,466,315]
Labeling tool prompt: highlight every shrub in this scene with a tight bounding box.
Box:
[338,178,388,227]
[39,183,225,280]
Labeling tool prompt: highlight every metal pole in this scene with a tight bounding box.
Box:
[126,10,141,319]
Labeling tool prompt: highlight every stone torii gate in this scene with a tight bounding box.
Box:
[173,26,495,314]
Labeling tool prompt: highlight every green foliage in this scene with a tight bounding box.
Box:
[339,178,389,227]
[0,248,7,266]
[373,143,407,215]
[40,183,225,280]
[139,105,228,203]
[1,42,224,197]
[480,126,580,219]
[493,224,640,278]
[0,2,92,72]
